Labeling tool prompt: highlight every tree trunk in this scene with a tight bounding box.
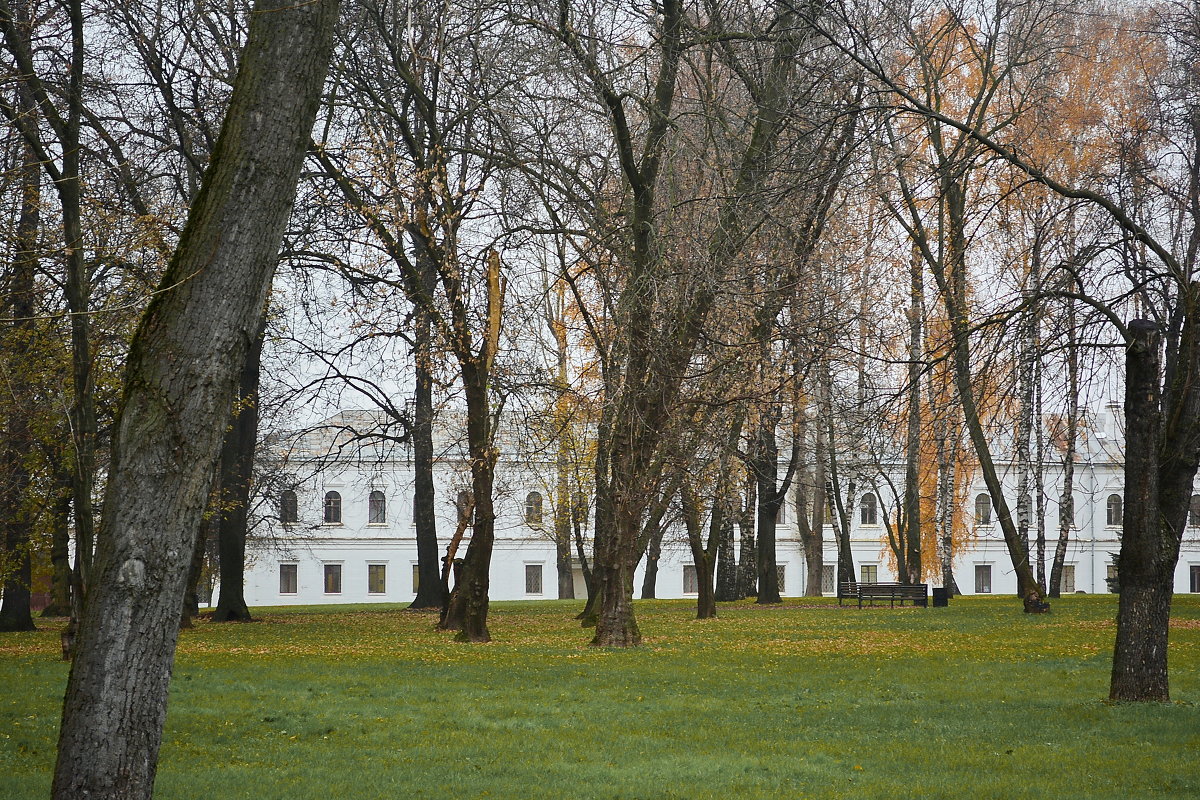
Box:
[42,478,74,617]
[441,251,504,643]
[179,515,210,629]
[640,525,664,599]
[936,174,1044,610]
[51,3,339,796]
[211,322,264,623]
[408,260,443,610]
[754,419,783,604]
[1110,320,1168,700]
[803,411,827,596]
[735,478,757,598]
[681,482,716,619]
[1050,302,1078,598]
[903,244,924,584]
[714,510,739,601]
[0,66,39,632]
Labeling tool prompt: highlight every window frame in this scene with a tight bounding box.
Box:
[280,490,298,524]
[323,562,343,594]
[524,563,544,596]
[279,563,298,595]
[682,564,698,595]
[974,493,992,526]
[323,490,342,525]
[860,492,878,526]
[975,564,992,594]
[1106,493,1123,528]
[524,491,544,526]
[367,563,387,595]
[368,490,387,525]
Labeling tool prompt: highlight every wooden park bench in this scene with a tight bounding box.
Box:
[839,581,928,608]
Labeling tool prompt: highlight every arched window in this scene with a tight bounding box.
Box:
[776,494,787,525]
[456,490,473,524]
[280,490,298,524]
[1190,495,1200,528]
[324,491,342,524]
[525,491,543,525]
[974,493,992,525]
[1107,494,1123,527]
[368,490,386,524]
[860,492,878,525]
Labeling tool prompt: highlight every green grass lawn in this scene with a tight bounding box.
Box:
[2,595,1198,799]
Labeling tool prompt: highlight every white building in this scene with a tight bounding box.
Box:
[238,409,1200,606]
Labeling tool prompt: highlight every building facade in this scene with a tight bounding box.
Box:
[238,410,1200,606]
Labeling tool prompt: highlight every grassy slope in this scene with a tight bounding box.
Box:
[1,595,1197,799]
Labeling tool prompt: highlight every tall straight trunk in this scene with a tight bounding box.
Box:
[0,61,38,632]
[638,521,665,599]
[179,515,209,628]
[1111,320,1168,700]
[408,260,443,610]
[1050,302,1078,598]
[931,396,958,596]
[1034,354,1047,589]
[42,476,74,617]
[805,409,828,595]
[555,480,574,599]
[1014,279,1038,561]
[714,507,739,601]
[735,478,757,598]
[823,394,855,585]
[212,322,265,622]
[681,482,718,619]
[553,404,574,600]
[51,4,339,796]
[753,413,783,604]
[903,244,923,584]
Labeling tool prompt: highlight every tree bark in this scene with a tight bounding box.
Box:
[51,3,339,796]
[1110,320,1168,700]
[0,57,38,632]
[753,413,784,604]
[42,477,74,617]
[408,257,443,610]
[1050,301,1078,598]
[903,244,924,584]
[211,322,265,623]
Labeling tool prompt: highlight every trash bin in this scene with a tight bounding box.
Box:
[932,587,949,607]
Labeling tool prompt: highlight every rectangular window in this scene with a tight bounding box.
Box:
[860,564,878,584]
[776,564,786,594]
[525,564,543,595]
[975,564,992,594]
[1061,564,1076,594]
[1190,565,1200,593]
[323,563,342,594]
[368,564,386,594]
[821,565,835,595]
[683,564,698,594]
[412,563,421,593]
[279,563,297,594]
